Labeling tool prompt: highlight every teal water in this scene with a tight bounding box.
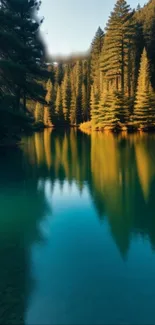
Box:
[0,129,155,324]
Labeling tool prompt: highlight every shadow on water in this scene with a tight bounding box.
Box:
[0,147,48,324]
[1,129,155,323]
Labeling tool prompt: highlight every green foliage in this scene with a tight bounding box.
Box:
[45,79,53,105]
[75,61,83,125]
[62,65,72,122]
[0,0,49,142]
[1,0,155,135]
[70,89,76,125]
[98,92,119,128]
[91,27,104,90]
[55,63,64,85]
[81,83,87,121]
[45,78,56,124]
[90,85,100,128]
[34,102,44,123]
[88,0,155,130]
[135,0,155,86]
[134,48,155,126]
[55,85,64,124]
[100,0,135,94]
[44,106,53,127]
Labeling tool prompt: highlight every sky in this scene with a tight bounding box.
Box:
[40,0,147,57]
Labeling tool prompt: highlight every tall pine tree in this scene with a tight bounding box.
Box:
[62,65,71,123]
[55,85,64,124]
[134,48,155,127]
[100,0,135,99]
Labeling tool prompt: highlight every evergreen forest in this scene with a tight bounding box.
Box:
[1,0,155,144]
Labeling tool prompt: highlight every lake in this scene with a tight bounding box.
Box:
[0,129,155,324]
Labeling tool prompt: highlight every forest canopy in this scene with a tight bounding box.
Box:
[1,0,155,143]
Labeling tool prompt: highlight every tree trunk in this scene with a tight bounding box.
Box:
[121,38,125,95]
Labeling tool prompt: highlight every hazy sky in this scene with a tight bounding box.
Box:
[40,0,146,57]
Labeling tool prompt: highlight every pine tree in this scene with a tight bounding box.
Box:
[91,27,104,91]
[44,106,53,127]
[90,85,100,128]
[135,0,155,88]
[83,60,90,121]
[100,0,135,97]
[55,85,64,124]
[45,79,53,105]
[98,88,119,128]
[134,48,154,127]
[62,65,71,123]
[0,0,49,142]
[100,96,119,128]
[34,102,44,123]
[70,89,76,126]
[75,61,83,125]
[69,65,76,125]
[55,63,64,85]
[6,0,48,110]
[114,91,129,123]
[81,83,87,121]
[45,78,55,123]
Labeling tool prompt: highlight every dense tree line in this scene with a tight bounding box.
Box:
[1,0,155,141]
[34,0,155,131]
[90,0,155,131]
[34,59,91,127]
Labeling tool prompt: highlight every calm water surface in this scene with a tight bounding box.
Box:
[0,129,155,324]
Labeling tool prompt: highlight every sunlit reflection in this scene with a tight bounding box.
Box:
[44,129,53,170]
[1,130,155,324]
[35,133,45,166]
[134,137,155,201]
[22,130,155,256]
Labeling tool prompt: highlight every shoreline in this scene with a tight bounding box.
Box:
[79,121,155,135]
[1,124,155,148]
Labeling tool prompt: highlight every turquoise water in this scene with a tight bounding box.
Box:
[0,129,155,324]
